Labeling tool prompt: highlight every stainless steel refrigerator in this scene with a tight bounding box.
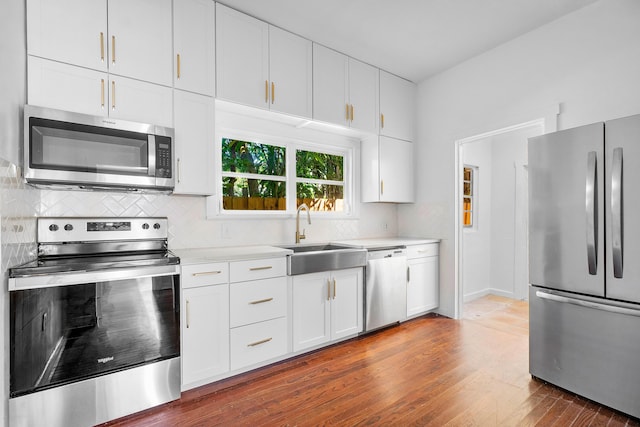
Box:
[528,113,640,418]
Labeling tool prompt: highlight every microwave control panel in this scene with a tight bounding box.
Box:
[155,136,172,178]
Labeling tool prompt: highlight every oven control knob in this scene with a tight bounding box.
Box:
[153,223,161,230]
[49,224,59,232]
[64,224,73,231]
[142,223,150,230]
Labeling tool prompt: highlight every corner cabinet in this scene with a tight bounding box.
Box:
[312,44,379,133]
[406,243,439,318]
[216,4,312,118]
[292,267,363,352]
[361,135,414,203]
[181,263,230,390]
[380,70,416,142]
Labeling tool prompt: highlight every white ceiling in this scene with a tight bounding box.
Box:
[217,0,599,83]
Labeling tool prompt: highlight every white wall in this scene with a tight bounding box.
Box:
[399,0,640,317]
[461,140,492,301]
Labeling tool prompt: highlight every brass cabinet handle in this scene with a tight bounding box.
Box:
[186,300,190,329]
[350,104,354,122]
[100,32,104,61]
[177,158,181,183]
[111,35,116,64]
[192,270,222,277]
[111,80,115,110]
[265,80,269,103]
[249,297,274,305]
[407,266,411,283]
[247,337,272,347]
[346,103,350,121]
[177,54,181,79]
[381,113,385,128]
[332,278,336,299]
[271,81,275,104]
[327,279,331,300]
[249,266,273,271]
[100,79,105,107]
[381,180,384,195]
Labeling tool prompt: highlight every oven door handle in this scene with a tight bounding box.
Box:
[8,265,180,291]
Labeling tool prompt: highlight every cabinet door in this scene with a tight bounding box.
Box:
[330,268,363,340]
[360,134,381,203]
[216,4,269,109]
[379,136,414,203]
[407,256,439,317]
[182,285,230,388]
[348,58,378,133]
[28,56,107,117]
[108,0,173,86]
[380,70,415,142]
[292,272,331,352]
[108,75,173,127]
[173,90,215,195]
[312,44,348,127]
[173,0,215,95]
[27,0,108,72]
[268,26,312,118]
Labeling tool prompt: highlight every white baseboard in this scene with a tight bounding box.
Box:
[464,288,515,303]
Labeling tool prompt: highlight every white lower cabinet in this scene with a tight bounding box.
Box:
[230,317,287,371]
[292,267,363,352]
[181,283,230,388]
[406,244,439,318]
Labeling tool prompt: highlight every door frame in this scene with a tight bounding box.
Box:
[454,109,558,319]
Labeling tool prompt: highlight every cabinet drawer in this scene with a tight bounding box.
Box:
[182,263,229,288]
[230,317,288,370]
[230,277,287,328]
[407,244,439,259]
[230,257,286,283]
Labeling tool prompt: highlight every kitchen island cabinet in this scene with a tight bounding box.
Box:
[292,267,363,352]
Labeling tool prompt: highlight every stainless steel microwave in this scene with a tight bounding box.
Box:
[24,105,175,192]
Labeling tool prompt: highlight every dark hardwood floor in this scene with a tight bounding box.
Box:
[102,295,639,426]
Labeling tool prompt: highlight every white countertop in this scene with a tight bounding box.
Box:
[173,245,292,265]
[331,237,440,250]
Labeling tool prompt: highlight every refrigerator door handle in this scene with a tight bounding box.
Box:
[586,151,598,275]
[612,147,624,278]
[535,290,640,317]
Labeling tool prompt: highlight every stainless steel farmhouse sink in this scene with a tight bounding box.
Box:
[279,243,367,275]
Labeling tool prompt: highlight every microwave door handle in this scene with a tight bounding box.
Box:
[148,135,156,176]
[586,151,598,275]
[612,147,623,278]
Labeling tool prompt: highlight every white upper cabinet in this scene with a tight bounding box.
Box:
[313,44,378,133]
[107,75,173,127]
[379,70,415,142]
[312,44,348,127]
[173,90,216,195]
[173,0,216,96]
[216,4,269,108]
[216,5,312,118]
[361,135,414,203]
[107,0,173,86]
[27,0,108,72]
[268,26,313,118]
[27,0,172,87]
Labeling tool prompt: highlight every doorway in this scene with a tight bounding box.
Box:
[456,120,544,317]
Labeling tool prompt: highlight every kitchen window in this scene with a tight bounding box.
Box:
[219,136,351,215]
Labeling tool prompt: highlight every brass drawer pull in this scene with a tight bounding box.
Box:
[249,266,273,271]
[249,297,273,305]
[247,337,272,347]
[192,270,222,277]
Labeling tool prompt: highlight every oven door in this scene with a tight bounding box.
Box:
[9,265,180,398]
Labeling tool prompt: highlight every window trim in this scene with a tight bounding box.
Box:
[209,127,356,219]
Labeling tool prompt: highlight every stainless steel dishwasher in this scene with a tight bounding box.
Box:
[364,246,408,333]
